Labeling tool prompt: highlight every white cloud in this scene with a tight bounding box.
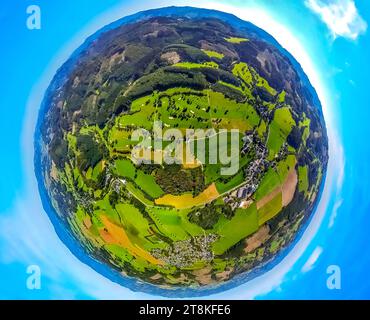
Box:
[301,247,323,273]
[305,0,367,40]
[329,198,343,227]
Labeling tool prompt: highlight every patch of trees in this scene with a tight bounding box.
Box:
[138,164,160,175]
[52,185,77,218]
[76,133,108,172]
[188,201,234,230]
[95,171,107,190]
[127,69,208,100]
[287,126,302,150]
[155,165,205,196]
[212,83,245,102]
[308,162,319,187]
[219,238,247,259]
[50,137,68,168]
[221,204,234,219]
[164,43,209,63]
[307,134,328,165]
[188,203,221,230]
[104,186,117,201]
[268,191,305,233]
[254,87,275,103]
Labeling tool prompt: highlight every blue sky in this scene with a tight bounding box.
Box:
[0,0,369,299]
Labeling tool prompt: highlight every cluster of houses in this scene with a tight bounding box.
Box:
[152,234,218,268]
[224,130,291,211]
[224,132,270,210]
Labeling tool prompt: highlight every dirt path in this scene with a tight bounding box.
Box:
[244,224,270,253]
[282,169,298,207]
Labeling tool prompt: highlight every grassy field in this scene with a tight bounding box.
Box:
[299,113,311,147]
[256,75,277,96]
[255,168,281,201]
[212,204,258,255]
[100,215,164,265]
[147,207,203,241]
[126,182,155,206]
[105,244,136,266]
[116,97,156,130]
[233,62,253,86]
[95,194,121,224]
[276,155,297,182]
[257,119,267,139]
[114,159,136,179]
[109,128,136,153]
[267,107,295,160]
[257,192,283,225]
[278,91,286,103]
[155,183,220,209]
[116,203,167,251]
[208,90,260,128]
[202,49,225,59]
[135,170,164,199]
[298,165,309,195]
[204,164,220,185]
[114,159,165,198]
[109,88,261,154]
[232,62,277,98]
[215,171,245,194]
[218,81,244,94]
[174,61,219,69]
[225,37,249,43]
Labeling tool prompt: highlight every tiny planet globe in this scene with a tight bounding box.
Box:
[35,7,328,293]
